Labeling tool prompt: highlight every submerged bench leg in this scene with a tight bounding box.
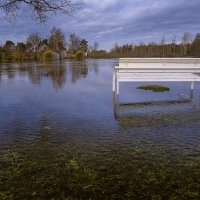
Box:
[113,76,120,118]
[112,70,116,93]
[116,80,119,95]
[113,93,119,119]
[191,82,194,90]
[190,82,194,100]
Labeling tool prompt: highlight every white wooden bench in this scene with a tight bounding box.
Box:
[113,58,200,96]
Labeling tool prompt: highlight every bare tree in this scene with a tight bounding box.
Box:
[182,32,192,56]
[0,0,83,22]
[68,33,81,53]
[171,34,177,57]
[191,33,200,57]
[160,36,165,57]
[49,27,66,52]
[92,41,99,52]
[27,33,41,52]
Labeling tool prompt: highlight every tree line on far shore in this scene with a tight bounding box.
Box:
[0,27,99,62]
[1,30,200,62]
[90,32,200,58]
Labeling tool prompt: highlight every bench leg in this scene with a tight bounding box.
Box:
[112,71,116,92]
[116,80,119,95]
[190,82,194,100]
[113,93,119,119]
[191,82,194,90]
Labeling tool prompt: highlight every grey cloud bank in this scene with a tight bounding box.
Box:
[0,0,200,50]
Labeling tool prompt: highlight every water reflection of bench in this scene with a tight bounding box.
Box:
[118,99,191,109]
[117,104,200,128]
[112,58,200,117]
[113,99,194,118]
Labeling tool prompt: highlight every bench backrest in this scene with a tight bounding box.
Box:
[116,58,200,73]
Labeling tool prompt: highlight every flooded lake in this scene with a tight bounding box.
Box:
[0,59,200,199]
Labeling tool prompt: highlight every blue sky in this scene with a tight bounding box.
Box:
[0,0,200,50]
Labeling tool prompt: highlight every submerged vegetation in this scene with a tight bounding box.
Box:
[137,85,170,92]
[0,61,199,199]
[0,141,199,200]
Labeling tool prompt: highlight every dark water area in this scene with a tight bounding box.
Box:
[0,59,200,199]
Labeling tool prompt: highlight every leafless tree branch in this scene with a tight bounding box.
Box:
[0,0,83,22]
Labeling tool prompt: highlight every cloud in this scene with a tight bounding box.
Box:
[0,0,200,49]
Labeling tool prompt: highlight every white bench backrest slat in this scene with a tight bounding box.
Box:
[119,58,200,65]
[116,58,200,73]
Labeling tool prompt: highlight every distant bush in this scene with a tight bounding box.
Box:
[69,54,76,59]
[75,51,84,60]
[43,50,56,60]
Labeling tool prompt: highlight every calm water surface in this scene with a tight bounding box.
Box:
[0,59,199,199]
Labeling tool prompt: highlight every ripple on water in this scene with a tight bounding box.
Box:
[0,60,200,199]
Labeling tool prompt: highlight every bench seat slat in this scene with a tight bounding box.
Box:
[115,67,200,73]
[117,73,200,82]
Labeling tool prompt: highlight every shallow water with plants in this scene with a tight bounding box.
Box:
[0,59,200,199]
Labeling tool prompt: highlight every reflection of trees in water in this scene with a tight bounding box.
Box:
[0,65,1,81]
[0,62,67,89]
[28,63,67,90]
[0,63,17,79]
[117,105,200,129]
[69,61,88,83]
[0,60,99,87]
[90,59,99,75]
[51,65,66,90]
